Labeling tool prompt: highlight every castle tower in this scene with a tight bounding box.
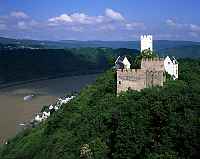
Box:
[140,35,153,52]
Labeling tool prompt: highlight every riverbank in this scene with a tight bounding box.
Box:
[0,74,98,144]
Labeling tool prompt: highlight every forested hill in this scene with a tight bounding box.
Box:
[0,48,139,84]
[159,45,200,58]
[1,36,200,50]
[0,58,199,159]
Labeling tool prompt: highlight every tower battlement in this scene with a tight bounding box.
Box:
[140,35,153,52]
[140,35,153,41]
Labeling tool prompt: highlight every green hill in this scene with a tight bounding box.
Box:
[0,58,200,159]
[0,48,139,85]
[1,36,200,51]
[159,45,200,58]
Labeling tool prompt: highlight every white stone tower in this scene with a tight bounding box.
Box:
[140,35,153,52]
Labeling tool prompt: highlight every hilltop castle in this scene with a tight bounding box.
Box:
[116,35,167,94]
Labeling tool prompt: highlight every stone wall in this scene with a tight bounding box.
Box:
[141,58,164,71]
[117,58,165,94]
[117,69,146,94]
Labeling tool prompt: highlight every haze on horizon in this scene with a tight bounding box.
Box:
[0,0,200,42]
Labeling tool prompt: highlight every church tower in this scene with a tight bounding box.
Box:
[140,35,153,52]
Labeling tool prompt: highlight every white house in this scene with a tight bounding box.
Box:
[141,35,153,52]
[164,56,178,80]
[115,56,131,69]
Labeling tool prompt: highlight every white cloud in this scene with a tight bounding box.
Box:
[189,32,199,38]
[17,21,27,29]
[125,22,145,30]
[105,8,124,21]
[47,8,144,33]
[166,19,200,38]
[10,11,29,19]
[190,24,200,32]
[48,12,105,26]
[97,24,116,31]
[71,26,83,32]
[166,19,177,27]
[49,14,73,23]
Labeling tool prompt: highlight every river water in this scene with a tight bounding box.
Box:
[0,74,98,144]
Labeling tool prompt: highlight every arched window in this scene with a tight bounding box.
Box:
[119,81,121,85]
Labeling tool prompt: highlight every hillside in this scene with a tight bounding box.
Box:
[0,48,139,85]
[160,45,200,58]
[0,59,199,159]
[1,36,200,50]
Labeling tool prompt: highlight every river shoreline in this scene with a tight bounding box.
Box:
[0,74,99,144]
[0,71,102,90]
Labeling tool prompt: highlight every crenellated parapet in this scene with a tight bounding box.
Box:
[141,58,164,71]
[140,35,153,41]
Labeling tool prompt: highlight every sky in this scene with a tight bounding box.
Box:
[0,0,200,41]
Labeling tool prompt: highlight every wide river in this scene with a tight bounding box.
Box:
[0,74,99,144]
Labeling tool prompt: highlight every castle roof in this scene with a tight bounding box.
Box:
[115,56,130,69]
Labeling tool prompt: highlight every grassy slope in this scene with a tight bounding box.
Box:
[0,59,200,159]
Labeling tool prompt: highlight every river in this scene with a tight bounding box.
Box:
[0,74,99,144]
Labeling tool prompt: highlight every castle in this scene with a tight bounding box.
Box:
[116,35,166,94]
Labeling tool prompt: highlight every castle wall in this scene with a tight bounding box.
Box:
[116,58,165,94]
[117,69,146,94]
[146,70,165,88]
[141,58,164,71]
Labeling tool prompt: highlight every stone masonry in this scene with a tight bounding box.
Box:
[117,58,165,94]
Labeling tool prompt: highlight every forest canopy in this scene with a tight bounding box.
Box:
[0,58,199,159]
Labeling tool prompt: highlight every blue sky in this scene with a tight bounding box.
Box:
[0,0,200,41]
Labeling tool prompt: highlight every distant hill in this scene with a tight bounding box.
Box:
[0,47,139,84]
[0,36,200,50]
[159,45,200,58]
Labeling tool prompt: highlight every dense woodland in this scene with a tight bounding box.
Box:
[0,48,138,84]
[0,58,199,159]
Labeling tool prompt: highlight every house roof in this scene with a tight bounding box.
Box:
[115,56,130,69]
[172,56,178,64]
[165,56,178,64]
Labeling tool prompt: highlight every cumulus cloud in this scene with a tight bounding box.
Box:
[105,8,124,21]
[166,19,200,39]
[48,12,105,26]
[190,24,200,32]
[166,19,177,27]
[47,8,144,33]
[125,22,145,30]
[10,11,29,19]
[0,9,146,40]
[17,21,27,29]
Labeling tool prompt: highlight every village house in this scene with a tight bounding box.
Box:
[164,56,178,80]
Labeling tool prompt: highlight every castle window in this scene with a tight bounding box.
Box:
[119,81,121,85]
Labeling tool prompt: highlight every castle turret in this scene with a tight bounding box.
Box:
[141,35,153,52]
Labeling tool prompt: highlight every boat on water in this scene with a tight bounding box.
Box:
[23,94,34,101]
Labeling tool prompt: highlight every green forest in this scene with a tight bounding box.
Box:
[0,58,199,159]
[0,47,138,84]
